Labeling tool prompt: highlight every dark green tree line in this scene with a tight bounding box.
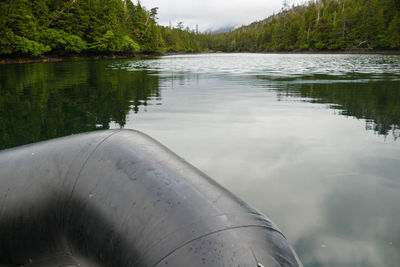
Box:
[1,0,399,57]
[160,23,212,53]
[209,0,400,51]
[0,0,160,57]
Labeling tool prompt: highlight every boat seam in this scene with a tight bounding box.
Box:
[152,224,282,267]
[68,130,123,202]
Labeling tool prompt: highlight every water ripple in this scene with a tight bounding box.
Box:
[115,53,400,80]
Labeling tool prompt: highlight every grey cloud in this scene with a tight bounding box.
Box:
[139,0,306,31]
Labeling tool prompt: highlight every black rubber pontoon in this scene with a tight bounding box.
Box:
[0,130,302,267]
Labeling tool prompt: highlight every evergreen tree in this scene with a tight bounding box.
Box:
[1,0,399,57]
[208,0,400,52]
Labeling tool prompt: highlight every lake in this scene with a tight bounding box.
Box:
[1,53,400,267]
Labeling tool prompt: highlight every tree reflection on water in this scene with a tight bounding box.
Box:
[0,60,160,150]
[274,74,400,139]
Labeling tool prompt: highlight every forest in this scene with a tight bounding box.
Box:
[0,0,399,58]
[211,0,400,51]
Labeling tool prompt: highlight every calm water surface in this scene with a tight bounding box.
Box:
[1,54,400,266]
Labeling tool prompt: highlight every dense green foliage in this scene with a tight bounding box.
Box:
[210,0,400,51]
[160,26,208,53]
[0,0,399,57]
[0,0,155,56]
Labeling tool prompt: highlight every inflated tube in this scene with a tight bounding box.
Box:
[0,130,302,267]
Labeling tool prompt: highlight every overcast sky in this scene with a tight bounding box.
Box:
[138,0,307,32]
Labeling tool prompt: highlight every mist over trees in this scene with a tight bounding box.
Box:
[0,0,399,57]
[210,0,400,51]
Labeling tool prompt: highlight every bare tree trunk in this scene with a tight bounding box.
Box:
[49,0,77,25]
[333,11,336,26]
[342,1,346,38]
[140,13,151,40]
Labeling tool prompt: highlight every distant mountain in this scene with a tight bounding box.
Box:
[208,26,236,34]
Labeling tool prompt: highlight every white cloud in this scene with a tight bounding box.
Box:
[138,0,308,31]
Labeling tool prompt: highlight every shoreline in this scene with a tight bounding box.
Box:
[260,49,400,55]
[0,53,162,65]
[209,49,400,55]
[1,49,400,64]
